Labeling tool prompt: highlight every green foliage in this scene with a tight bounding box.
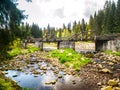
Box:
[0,78,13,90]
[49,48,91,71]
[8,46,39,57]
[0,0,31,60]
[89,0,120,35]
[105,50,120,56]
[10,38,22,48]
[8,48,22,57]
[0,78,21,90]
[31,23,42,38]
[104,50,113,54]
[27,46,39,53]
[113,52,120,56]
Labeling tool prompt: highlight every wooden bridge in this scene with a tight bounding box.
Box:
[27,33,120,52]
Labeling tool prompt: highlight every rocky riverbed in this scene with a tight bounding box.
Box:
[0,51,120,90]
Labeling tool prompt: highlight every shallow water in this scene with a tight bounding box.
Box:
[4,61,81,90]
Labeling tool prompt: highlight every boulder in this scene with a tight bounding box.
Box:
[100,68,112,73]
[101,86,112,90]
[108,79,119,86]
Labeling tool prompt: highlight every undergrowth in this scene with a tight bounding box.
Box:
[105,50,120,56]
[48,48,91,71]
[7,45,39,57]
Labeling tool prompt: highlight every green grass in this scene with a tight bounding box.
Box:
[48,48,91,71]
[113,51,120,56]
[104,50,120,56]
[8,46,39,57]
[8,48,22,57]
[0,78,16,90]
[27,46,39,53]
[0,71,21,90]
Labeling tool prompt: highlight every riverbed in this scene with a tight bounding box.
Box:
[1,53,82,90]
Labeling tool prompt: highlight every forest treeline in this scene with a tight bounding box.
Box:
[0,0,120,51]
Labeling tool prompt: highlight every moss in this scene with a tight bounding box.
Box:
[0,71,21,90]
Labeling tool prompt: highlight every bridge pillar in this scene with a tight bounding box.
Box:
[57,41,60,49]
[95,40,108,51]
[58,41,75,50]
[95,39,120,51]
[35,41,43,51]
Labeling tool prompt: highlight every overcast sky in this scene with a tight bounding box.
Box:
[18,0,117,28]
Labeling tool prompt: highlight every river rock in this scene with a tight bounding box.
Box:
[51,80,56,84]
[98,64,103,69]
[42,66,47,70]
[113,87,120,90]
[108,79,119,86]
[97,82,102,86]
[100,68,112,73]
[34,75,38,77]
[58,74,62,78]
[101,86,112,90]
[45,82,51,85]
[12,74,18,77]
[72,80,76,84]
[33,71,40,74]
[108,62,114,66]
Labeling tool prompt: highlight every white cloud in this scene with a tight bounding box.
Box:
[17,0,112,28]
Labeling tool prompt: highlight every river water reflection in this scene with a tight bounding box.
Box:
[4,61,81,90]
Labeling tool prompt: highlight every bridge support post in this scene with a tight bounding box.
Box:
[95,40,107,51]
[59,41,75,50]
[35,41,43,51]
[57,41,60,49]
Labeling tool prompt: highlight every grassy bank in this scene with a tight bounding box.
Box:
[7,45,39,57]
[0,39,39,90]
[0,71,21,90]
[48,48,91,71]
[0,45,38,90]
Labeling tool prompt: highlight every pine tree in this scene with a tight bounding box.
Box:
[115,0,120,33]
[108,1,116,33]
[80,19,86,38]
[89,15,95,37]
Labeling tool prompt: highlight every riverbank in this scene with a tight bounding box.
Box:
[0,70,21,90]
